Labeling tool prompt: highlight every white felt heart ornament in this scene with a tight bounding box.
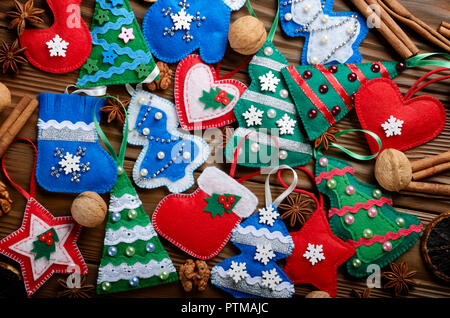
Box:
[175,54,247,130]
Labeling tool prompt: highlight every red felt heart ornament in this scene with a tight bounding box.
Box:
[355,77,446,154]
[174,54,247,130]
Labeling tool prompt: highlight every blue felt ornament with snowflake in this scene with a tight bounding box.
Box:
[126,89,209,193]
[279,0,368,65]
[142,0,246,63]
[211,166,297,298]
[36,93,118,193]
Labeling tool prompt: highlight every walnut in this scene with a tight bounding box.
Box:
[0,181,12,216]
[146,61,173,91]
[179,259,211,292]
[71,192,107,227]
[228,15,267,55]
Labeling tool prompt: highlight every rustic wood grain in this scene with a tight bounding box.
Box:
[0,0,449,298]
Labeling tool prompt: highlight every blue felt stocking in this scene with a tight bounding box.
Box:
[36,93,117,193]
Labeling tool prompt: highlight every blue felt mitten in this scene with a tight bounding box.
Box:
[142,0,245,63]
[36,93,117,193]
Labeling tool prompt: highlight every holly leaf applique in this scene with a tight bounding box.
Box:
[199,87,235,110]
[204,193,241,218]
[31,228,60,261]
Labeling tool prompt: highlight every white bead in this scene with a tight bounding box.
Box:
[303,4,311,12]
[279,89,289,99]
[154,112,163,120]
[284,13,292,21]
[238,148,243,155]
[157,151,165,160]
[142,128,150,136]
[322,15,329,23]
[138,97,146,104]
[279,150,288,160]
[310,56,319,64]
[250,143,260,153]
[263,47,273,56]
[267,109,277,119]
[321,35,328,43]
[140,168,148,177]
[182,152,191,160]
[347,26,354,34]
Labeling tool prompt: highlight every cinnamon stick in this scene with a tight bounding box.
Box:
[0,96,38,158]
[406,181,450,196]
[411,151,450,172]
[350,0,414,59]
[0,95,31,138]
[412,162,450,181]
[438,22,450,39]
[379,0,450,52]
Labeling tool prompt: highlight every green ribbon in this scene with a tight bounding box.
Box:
[245,0,279,42]
[93,96,129,168]
[314,129,383,161]
[406,53,450,68]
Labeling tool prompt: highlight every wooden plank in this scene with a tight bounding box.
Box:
[0,0,448,298]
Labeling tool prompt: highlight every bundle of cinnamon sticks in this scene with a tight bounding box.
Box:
[0,95,38,158]
[351,0,450,59]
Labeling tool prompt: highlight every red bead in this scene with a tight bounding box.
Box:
[47,231,53,237]
[350,92,356,103]
[371,64,380,72]
[396,62,406,72]
[215,95,221,103]
[218,195,226,203]
[40,234,46,242]
[319,84,328,94]
[332,106,341,115]
[224,203,231,210]
[328,65,338,73]
[222,97,230,106]
[218,90,227,97]
[303,70,312,79]
[46,239,53,246]
[348,72,357,82]
[228,195,235,203]
[308,109,318,118]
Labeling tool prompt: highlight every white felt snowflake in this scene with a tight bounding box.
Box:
[381,115,404,137]
[242,105,264,127]
[254,243,276,265]
[227,261,249,283]
[261,268,282,290]
[258,205,279,227]
[259,71,280,93]
[170,8,193,30]
[303,243,325,266]
[59,152,81,175]
[276,114,296,135]
[46,34,69,57]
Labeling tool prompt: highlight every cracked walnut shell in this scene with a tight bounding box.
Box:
[0,181,12,216]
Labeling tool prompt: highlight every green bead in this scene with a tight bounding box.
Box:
[159,271,169,280]
[352,258,362,268]
[396,217,405,227]
[326,179,337,189]
[125,246,135,257]
[128,209,138,220]
[101,282,111,292]
[372,189,382,199]
[117,166,124,176]
[363,228,373,239]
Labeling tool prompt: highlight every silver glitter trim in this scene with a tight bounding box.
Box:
[39,127,97,142]
[251,56,287,72]
[242,91,297,115]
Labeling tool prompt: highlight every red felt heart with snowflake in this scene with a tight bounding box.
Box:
[355,78,446,154]
[174,54,247,130]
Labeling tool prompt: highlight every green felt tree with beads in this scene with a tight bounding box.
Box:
[77,0,159,88]
[225,41,313,168]
[97,172,178,295]
[281,61,407,141]
[314,153,423,277]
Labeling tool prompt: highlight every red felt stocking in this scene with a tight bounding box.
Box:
[19,0,92,73]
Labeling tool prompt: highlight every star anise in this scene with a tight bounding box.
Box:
[0,39,27,74]
[57,275,94,299]
[100,96,130,124]
[278,193,316,227]
[314,127,340,150]
[351,287,372,298]
[7,0,45,36]
[383,262,417,296]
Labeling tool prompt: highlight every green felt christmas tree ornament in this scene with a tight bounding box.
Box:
[77,0,159,89]
[314,150,423,277]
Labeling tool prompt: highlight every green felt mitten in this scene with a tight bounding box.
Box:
[77,0,159,88]
[225,41,312,167]
[314,154,423,277]
[97,172,178,294]
[281,61,403,141]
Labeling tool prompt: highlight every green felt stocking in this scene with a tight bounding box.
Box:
[314,154,423,277]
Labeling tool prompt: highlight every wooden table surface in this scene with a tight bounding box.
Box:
[0,0,449,298]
